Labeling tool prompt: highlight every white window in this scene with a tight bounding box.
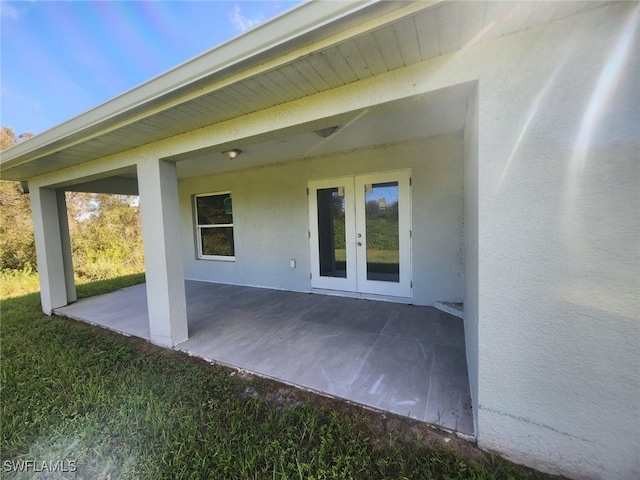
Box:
[194,192,234,260]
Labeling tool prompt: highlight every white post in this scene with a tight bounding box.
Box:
[137,158,188,347]
[30,186,75,313]
[57,190,77,303]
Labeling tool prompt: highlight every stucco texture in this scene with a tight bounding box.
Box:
[24,3,639,479]
[179,135,465,307]
[467,5,639,480]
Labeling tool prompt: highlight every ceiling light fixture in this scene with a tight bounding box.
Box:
[313,126,340,138]
[223,148,242,159]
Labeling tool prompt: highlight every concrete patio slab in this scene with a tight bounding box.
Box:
[55,280,474,435]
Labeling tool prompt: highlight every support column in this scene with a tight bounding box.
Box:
[137,158,188,347]
[57,190,77,303]
[30,186,76,314]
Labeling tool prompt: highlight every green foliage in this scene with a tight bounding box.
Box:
[0,266,39,299]
[366,218,399,251]
[331,218,399,251]
[0,269,145,301]
[201,227,234,257]
[1,126,144,281]
[66,193,144,280]
[0,277,567,480]
[0,181,36,271]
[333,220,346,249]
[0,129,37,272]
[364,200,400,251]
[74,272,145,300]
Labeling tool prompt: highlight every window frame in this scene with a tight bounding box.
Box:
[194,191,235,261]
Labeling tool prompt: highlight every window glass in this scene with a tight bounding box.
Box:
[365,182,399,282]
[196,194,232,225]
[200,227,234,257]
[195,193,234,259]
[316,187,347,278]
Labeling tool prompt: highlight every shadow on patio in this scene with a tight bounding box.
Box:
[55,280,474,435]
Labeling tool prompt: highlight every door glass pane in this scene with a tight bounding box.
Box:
[365,182,399,282]
[317,187,347,278]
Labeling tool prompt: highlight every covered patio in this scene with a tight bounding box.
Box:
[3,2,637,477]
[55,280,474,436]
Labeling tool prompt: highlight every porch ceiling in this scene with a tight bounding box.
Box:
[64,86,468,191]
[173,87,468,179]
[1,0,608,181]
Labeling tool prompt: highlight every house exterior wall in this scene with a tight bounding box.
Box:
[178,135,465,307]
[21,3,638,479]
[174,7,639,478]
[462,88,479,436]
[466,5,638,480]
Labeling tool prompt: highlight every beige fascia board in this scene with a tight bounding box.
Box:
[1,0,443,177]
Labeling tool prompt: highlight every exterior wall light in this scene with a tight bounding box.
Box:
[223,148,242,159]
[313,126,340,138]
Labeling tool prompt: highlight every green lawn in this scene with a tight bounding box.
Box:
[334,249,399,264]
[0,268,41,299]
[0,275,566,479]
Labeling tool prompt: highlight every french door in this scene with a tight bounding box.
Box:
[308,170,411,298]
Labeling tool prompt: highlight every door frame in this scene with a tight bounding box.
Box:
[355,170,412,297]
[308,169,412,299]
[308,177,357,292]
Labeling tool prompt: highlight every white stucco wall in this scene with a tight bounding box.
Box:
[138,159,189,347]
[29,187,74,313]
[466,5,639,480]
[23,4,638,479]
[463,87,479,436]
[178,135,465,306]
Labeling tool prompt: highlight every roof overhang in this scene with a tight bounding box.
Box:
[1,0,604,182]
[0,0,436,181]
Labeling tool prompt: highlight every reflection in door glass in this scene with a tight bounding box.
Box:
[365,182,399,282]
[317,187,347,278]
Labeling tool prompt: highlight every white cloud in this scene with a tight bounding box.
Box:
[1,86,40,110]
[229,4,263,32]
[0,1,19,20]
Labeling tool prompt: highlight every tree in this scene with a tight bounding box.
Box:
[1,126,144,279]
[0,127,36,270]
[1,126,33,149]
[66,192,144,279]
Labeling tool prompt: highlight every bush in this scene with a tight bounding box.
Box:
[0,181,36,271]
[0,184,144,282]
[68,193,144,281]
[0,266,40,299]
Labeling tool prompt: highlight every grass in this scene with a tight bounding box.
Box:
[334,249,399,264]
[1,274,567,479]
[0,269,145,300]
[0,268,40,299]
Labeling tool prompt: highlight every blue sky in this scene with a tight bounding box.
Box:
[0,0,302,136]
